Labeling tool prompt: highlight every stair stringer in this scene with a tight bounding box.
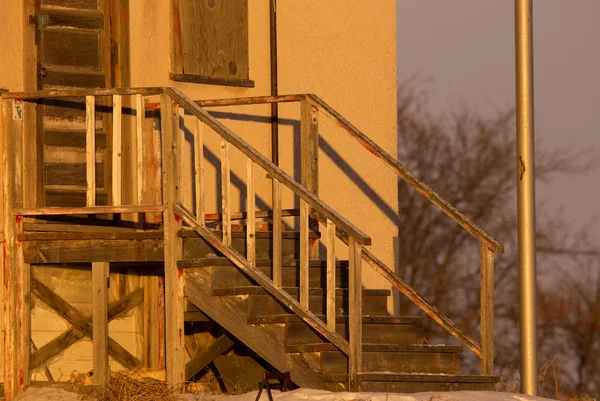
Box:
[183,267,344,391]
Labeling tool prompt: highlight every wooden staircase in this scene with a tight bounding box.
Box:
[1,87,503,399]
[179,230,498,392]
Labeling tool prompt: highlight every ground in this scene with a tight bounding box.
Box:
[12,387,558,401]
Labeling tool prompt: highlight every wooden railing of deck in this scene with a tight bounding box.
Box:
[1,86,502,399]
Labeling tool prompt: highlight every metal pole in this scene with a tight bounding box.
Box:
[514,0,538,395]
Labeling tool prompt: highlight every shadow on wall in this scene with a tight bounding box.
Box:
[182,110,400,229]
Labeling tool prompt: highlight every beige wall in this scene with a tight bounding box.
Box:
[1,0,398,382]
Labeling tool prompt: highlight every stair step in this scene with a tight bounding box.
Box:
[289,343,459,353]
[321,344,461,376]
[247,288,390,317]
[321,373,499,392]
[200,259,351,289]
[285,316,425,346]
[182,230,318,260]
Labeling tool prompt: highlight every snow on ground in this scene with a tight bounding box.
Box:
[13,387,558,401]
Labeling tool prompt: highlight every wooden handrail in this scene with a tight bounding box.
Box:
[196,94,305,107]
[166,87,371,246]
[0,87,164,99]
[305,94,503,254]
[174,203,351,355]
[310,209,481,358]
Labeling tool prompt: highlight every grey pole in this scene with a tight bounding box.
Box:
[514,0,538,395]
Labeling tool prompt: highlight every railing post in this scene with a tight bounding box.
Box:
[348,238,362,391]
[194,119,205,226]
[2,98,29,398]
[301,100,319,259]
[221,139,231,246]
[136,94,146,206]
[272,180,282,287]
[480,242,495,375]
[161,93,185,386]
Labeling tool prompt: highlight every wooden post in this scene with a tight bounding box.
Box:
[480,242,495,375]
[301,100,319,259]
[272,180,282,287]
[246,160,256,267]
[86,96,96,207]
[112,95,123,206]
[221,139,231,246]
[161,94,185,386]
[326,220,336,331]
[136,94,145,206]
[348,238,362,391]
[92,262,109,384]
[194,119,205,225]
[2,98,28,398]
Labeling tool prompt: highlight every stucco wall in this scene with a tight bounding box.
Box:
[1,0,398,384]
[130,0,398,292]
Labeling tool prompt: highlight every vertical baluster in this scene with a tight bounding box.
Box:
[301,100,319,259]
[136,94,145,206]
[300,199,310,309]
[194,119,205,225]
[221,139,231,246]
[86,96,96,207]
[480,242,495,375]
[246,160,256,267]
[326,220,336,331]
[348,238,362,391]
[272,180,282,287]
[112,95,122,206]
[178,108,185,206]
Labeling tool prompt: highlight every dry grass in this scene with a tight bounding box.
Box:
[83,371,183,401]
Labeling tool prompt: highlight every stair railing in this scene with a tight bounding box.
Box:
[193,93,504,376]
[164,88,369,390]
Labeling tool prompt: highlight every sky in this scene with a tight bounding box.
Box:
[396,1,600,237]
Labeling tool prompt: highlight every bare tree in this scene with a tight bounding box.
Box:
[395,80,598,398]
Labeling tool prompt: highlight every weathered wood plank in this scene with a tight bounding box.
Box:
[30,287,144,370]
[246,160,255,267]
[136,94,145,206]
[30,277,141,370]
[326,220,336,332]
[184,334,234,381]
[3,87,163,100]
[86,96,96,206]
[221,139,231,246]
[348,239,363,391]
[480,242,495,375]
[194,119,205,225]
[272,180,282,286]
[301,100,319,259]
[23,239,163,263]
[2,98,23,398]
[195,94,303,108]
[112,95,122,205]
[161,93,185,385]
[175,203,349,355]
[15,204,165,216]
[92,262,109,384]
[166,88,371,246]
[299,199,309,309]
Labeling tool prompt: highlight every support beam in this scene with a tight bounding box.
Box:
[161,94,185,385]
[92,262,109,385]
[184,334,234,381]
